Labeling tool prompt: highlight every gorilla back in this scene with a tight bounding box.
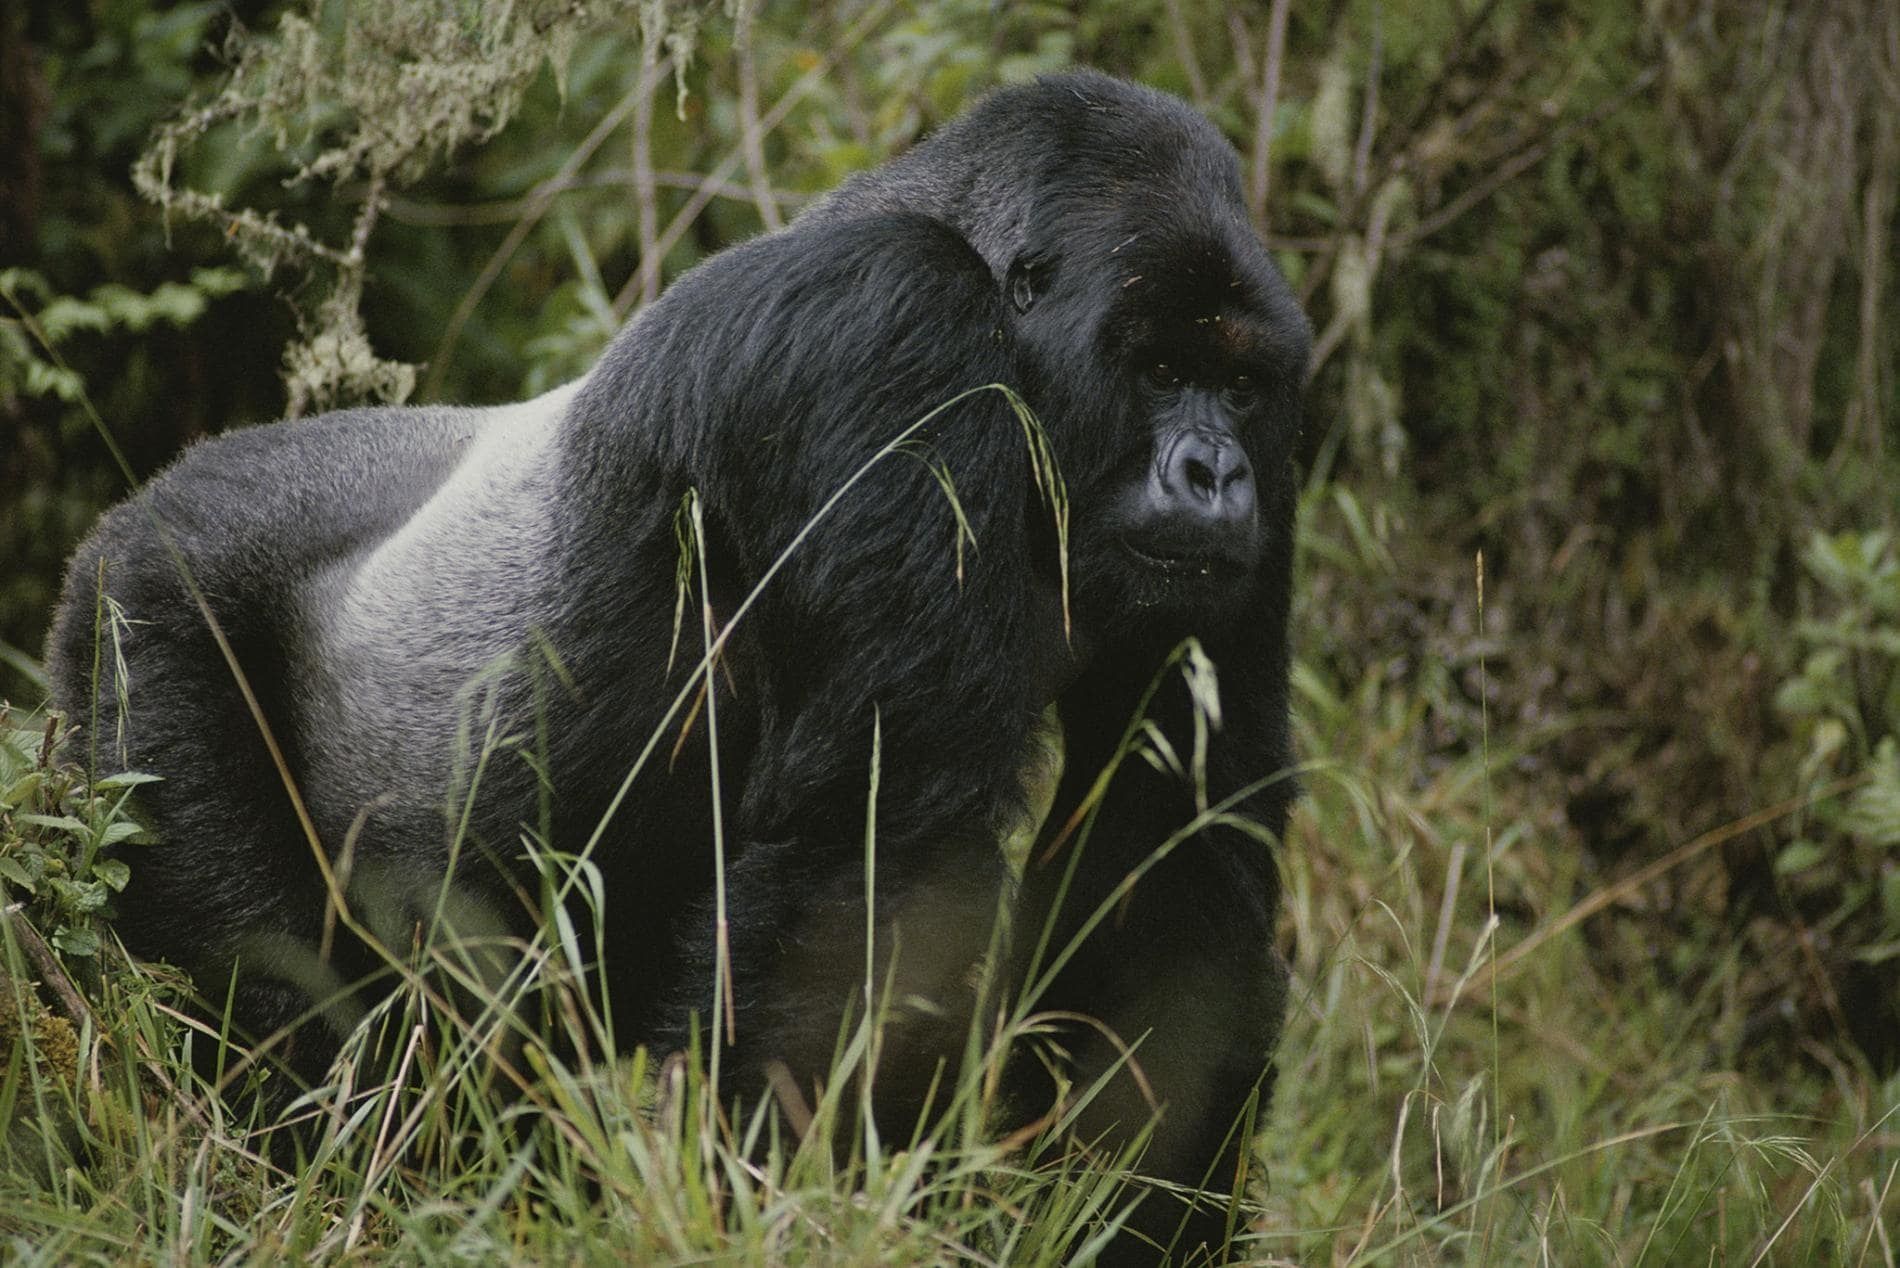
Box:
[51,70,1309,1263]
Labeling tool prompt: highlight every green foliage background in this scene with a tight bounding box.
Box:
[1,0,1897,1259]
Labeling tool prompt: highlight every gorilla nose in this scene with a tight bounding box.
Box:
[1161,431,1255,525]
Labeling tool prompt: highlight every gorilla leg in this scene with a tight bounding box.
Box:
[1011,651,1292,1264]
[667,825,1015,1139]
[55,533,381,1096]
[48,405,493,1095]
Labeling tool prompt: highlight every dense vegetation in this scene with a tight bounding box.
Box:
[2,0,1895,1260]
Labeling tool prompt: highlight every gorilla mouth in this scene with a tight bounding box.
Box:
[1120,537,1251,577]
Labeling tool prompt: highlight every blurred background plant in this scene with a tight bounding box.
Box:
[1,0,1895,1259]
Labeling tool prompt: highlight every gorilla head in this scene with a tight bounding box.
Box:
[813,70,1310,635]
[50,70,1309,1265]
[1057,211,1307,631]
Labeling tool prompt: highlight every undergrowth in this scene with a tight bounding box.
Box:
[2,484,1895,1264]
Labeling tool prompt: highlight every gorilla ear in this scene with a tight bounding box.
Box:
[1006,254,1053,315]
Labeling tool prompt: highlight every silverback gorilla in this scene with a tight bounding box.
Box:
[50,70,1309,1261]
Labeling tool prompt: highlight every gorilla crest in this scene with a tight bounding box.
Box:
[51,70,1311,1262]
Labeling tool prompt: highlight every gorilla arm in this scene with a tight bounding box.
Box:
[573,211,1063,1128]
[1011,461,1300,1263]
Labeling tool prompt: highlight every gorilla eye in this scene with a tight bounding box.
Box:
[1010,270,1036,314]
[1226,375,1260,408]
[1145,363,1179,389]
[1006,255,1051,315]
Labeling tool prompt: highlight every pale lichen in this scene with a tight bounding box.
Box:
[133,0,718,415]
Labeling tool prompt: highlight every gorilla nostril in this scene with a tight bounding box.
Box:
[1184,455,1221,499]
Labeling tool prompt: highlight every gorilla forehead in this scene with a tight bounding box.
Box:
[995,74,1311,363]
[1098,230,1310,374]
[1018,86,1249,239]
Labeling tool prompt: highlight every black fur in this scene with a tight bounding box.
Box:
[50,71,1310,1262]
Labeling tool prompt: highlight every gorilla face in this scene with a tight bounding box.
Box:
[1009,205,1309,631]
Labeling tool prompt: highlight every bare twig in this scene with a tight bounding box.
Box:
[1838,34,1896,466]
[422,80,650,398]
[1305,173,1399,381]
[609,0,899,318]
[1352,19,1383,199]
[347,175,385,266]
[1237,0,1293,226]
[1295,53,1533,311]
[733,1,784,232]
[1389,64,1660,252]
[1163,0,1210,109]
[1,901,91,1026]
[834,4,874,147]
[633,53,665,309]
[1387,0,1506,157]
[1226,3,1255,88]
[381,170,802,227]
[1880,0,1900,104]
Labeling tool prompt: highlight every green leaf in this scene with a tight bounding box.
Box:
[93,858,132,892]
[23,358,84,402]
[1853,940,1900,965]
[93,771,162,790]
[0,268,53,305]
[1774,840,1826,876]
[95,821,147,849]
[187,267,249,298]
[47,876,108,913]
[1843,741,1900,847]
[15,813,89,835]
[1771,678,1826,718]
[0,857,38,892]
[52,926,100,958]
[36,294,110,341]
[2,771,42,807]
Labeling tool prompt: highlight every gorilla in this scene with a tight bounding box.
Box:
[50,70,1309,1261]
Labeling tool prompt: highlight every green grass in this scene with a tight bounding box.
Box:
[2,486,1897,1264]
